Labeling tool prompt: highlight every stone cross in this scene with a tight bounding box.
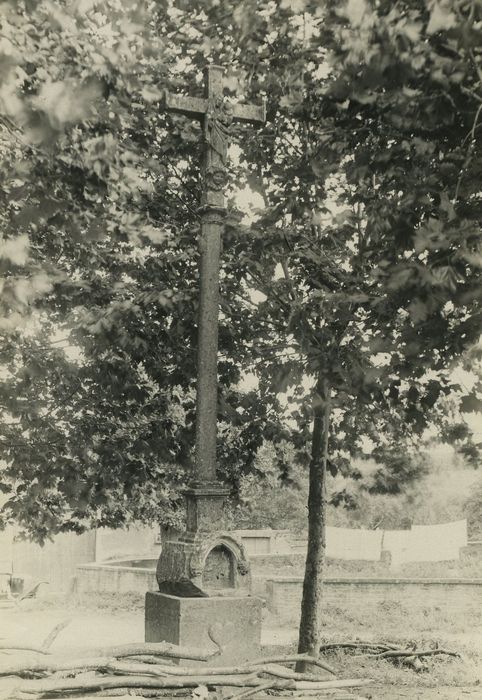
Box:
[164,66,265,530]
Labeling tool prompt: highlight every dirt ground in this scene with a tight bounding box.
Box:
[364,688,482,698]
[1,600,481,700]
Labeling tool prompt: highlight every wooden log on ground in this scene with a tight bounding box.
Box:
[0,645,51,656]
[255,663,332,681]
[294,679,372,690]
[0,656,119,678]
[2,654,335,682]
[41,619,71,651]
[17,674,261,694]
[377,648,460,660]
[17,674,372,696]
[124,655,174,665]
[89,641,220,662]
[0,628,221,670]
[247,654,336,675]
[223,679,278,700]
[107,662,254,677]
[0,640,215,662]
[319,642,396,653]
[109,661,331,682]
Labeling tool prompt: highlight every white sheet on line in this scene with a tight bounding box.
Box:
[326,526,384,561]
[382,520,467,567]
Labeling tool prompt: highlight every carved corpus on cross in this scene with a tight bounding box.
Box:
[164,65,266,532]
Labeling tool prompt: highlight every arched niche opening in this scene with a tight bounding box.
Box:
[202,544,235,590]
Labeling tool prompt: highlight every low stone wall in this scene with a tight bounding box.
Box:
[266,576,482,625]
[233,529,297,555]
[250,553,306,575]
[249,553,306,595]
[461,540,482,560]
[76,563,157,594]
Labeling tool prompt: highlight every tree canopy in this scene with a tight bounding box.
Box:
[1,0,482,543]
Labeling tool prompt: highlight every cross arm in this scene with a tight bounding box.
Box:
[164,91,207,118]
[233,100,266,125]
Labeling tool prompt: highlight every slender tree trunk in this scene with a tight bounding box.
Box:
[296,376,331,669]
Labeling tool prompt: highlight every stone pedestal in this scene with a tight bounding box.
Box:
[145,592,262,666]
[147,482,262,662]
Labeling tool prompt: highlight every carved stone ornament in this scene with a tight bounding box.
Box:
[199,208,225,226]
[189,555,204,578]
[205,166,228,191]
[237,559,249,576]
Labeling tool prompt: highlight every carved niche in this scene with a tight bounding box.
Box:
[188,532,251,595]
[202,544,235,590]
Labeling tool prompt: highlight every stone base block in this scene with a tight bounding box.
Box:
[145,592,262,666]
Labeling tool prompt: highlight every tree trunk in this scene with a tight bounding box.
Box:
[296,376,331,669]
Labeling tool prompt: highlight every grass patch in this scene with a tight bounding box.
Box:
[317,601,482,635]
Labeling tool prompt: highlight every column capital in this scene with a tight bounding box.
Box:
[197,204,226,220]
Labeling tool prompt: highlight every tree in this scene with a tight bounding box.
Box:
[221,0,482,659]
[0,0,286,539]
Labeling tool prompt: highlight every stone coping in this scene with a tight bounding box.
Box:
[248,552,304,558]
[78,562,155,573]
[233,529,291,536]
[147,591,261,601]
[267,576,482,585]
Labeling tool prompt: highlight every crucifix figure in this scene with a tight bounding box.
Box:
[163,65,266,533]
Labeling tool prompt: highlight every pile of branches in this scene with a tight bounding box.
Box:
[319,641,461,672]
[0,623,371,700]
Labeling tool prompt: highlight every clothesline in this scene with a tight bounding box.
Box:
[325,520,467,566]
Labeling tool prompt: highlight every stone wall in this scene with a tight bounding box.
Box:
[233,529,295,555]
[5,526,160,593]
[12,531,96,593]
[95,526,160,562]
[76,563,158,594]
[249,553,306,595]
[266,576,482,625]
[461,540,482,561]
